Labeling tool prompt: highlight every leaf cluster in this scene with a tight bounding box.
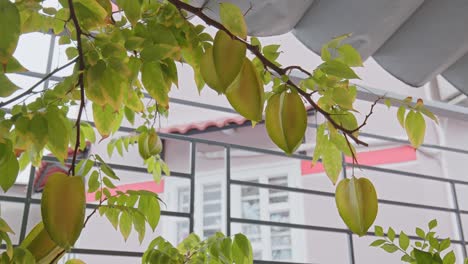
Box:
[371,220,465,264]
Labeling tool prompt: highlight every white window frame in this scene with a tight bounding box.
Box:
[163,159,305,262]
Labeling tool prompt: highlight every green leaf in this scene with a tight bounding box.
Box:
[116,0,141,25]
[105,208,120,230]
[0,141,19,192]
[96,154,119,180]
[263,44,281,62]
[119,211,132,241]
[65,47,78,60]
[103,177,116,189]
[326,34,351,49]
[375,226,384,237]
[0,232,13,259]
[397,105,406,128]
[420,106,438,124]
[46,107,71,161]
[335,177,378,236]
[321,44,331,61]
[28,114,48,150]
[312,124,326,165]
[219,2,247,38]
[330,132,355,158]
[439,238,451,252]
[405,110,426,148]
[399,231,410,251]
[76,159,94,177]
[81,123,96,144]
[428,219,438,230]
[74,0,108,30]
[322,140,342,184]
[232,234,253,264]
[319,60,360,79]
[443,251,456,264]
[332,85,357,110]
[92,103,123,139]
[87,170,100,193]
[429,236,440,251]
[132,211,146,244]
[138,195,160,231]
[401,255,415,263]
[370,239,386,247]
[107,141,115,158]
[141,61,170,108]
[416,227,426,239]
[337,44,363,67]
[140,43,180,62]
[9,247,35,264]
[414,248,434,263]
[384,98,392,109]
[124,106,135,125]
[0,74,18,98]
[0,0,20,65]
[0,218,13,234]
[177,233,201,254]
[387,227,396,242]
[4,56,27,73]
[381,244,399,253]
[115,139,123,156]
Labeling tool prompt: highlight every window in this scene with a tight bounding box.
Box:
[239,175,293,261]
[202,183,222,239]
[186,164,301,261]
[241,180,262,257]
[176,187,190,243]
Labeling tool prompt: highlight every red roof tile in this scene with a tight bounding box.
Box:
[159,115,249,134]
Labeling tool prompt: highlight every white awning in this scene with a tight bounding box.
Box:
[193,0,468,95]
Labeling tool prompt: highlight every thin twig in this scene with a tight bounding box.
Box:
[0,58,77,108]
[167,0,370,146]
[83,197,108,227]
[67,0,86,176]
[343,133,358,166]
[350,96,383,133]
[284,65,312,77]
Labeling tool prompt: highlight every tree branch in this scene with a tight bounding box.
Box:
[284,65,312,77]
[0,58,77,108]
[350,96,383,133]
[167,0,369,146]
[67,0,86,176]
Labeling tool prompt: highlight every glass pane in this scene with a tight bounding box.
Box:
[203,229,217,238]
[242,199,260,219]
[0,201,25,244]
[203,215,221,226]
[241,182,259,197]
[203,203,221,213]
[202,183,222,238]
[204,190,221,200]
[176,221,189,244]
[272,249,292,260]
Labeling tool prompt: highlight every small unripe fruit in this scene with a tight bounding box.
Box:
[138,129,163,160]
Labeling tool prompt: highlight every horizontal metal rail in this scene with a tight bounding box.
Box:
[230,179,461,213]
[230,218,466,245]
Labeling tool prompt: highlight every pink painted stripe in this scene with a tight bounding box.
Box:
[301,146,417,175]
[86,180,164,202]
